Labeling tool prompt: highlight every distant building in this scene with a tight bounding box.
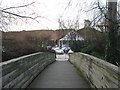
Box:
[96,21,108,32]
[96,20,120,34]
[84,20,91,28]
[58,30,84,47]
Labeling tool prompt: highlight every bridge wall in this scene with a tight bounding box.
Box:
[69,52,120,88]
[1,52,55,88]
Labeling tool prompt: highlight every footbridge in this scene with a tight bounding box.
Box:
[1,52,120,89]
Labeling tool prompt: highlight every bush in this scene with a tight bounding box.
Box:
[2,32,54,62]
[70,40,106,60]
[70,41,85,52]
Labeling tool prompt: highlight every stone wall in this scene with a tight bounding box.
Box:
[1,52,55,88]
[69,52,120,88]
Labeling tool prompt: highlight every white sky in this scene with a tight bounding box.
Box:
[1,0,119,31]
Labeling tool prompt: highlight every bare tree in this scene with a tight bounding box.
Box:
[84,0,120,65]
[0,0,42,31]
[58,16,80,30]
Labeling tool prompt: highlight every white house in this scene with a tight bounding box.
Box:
[58,30,84,48]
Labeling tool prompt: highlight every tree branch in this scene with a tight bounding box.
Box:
[91,13,102,23]
[86,6,98,12]
[1,10,42,20]
[1,1,35,11]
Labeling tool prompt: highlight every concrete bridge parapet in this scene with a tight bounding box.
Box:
[1,52,55,88]
[69,52,120,88]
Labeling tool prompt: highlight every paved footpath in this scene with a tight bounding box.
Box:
[28,54,90,88]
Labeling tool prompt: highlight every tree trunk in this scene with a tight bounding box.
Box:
[106,0,119,65]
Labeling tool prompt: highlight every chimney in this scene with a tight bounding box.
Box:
[84,20,91,28]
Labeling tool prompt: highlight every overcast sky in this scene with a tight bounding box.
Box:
[1,0,119,31]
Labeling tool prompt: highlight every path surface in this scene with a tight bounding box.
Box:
[28,54,90,88]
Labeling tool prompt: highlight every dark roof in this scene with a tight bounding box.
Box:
[77,27,104,41]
